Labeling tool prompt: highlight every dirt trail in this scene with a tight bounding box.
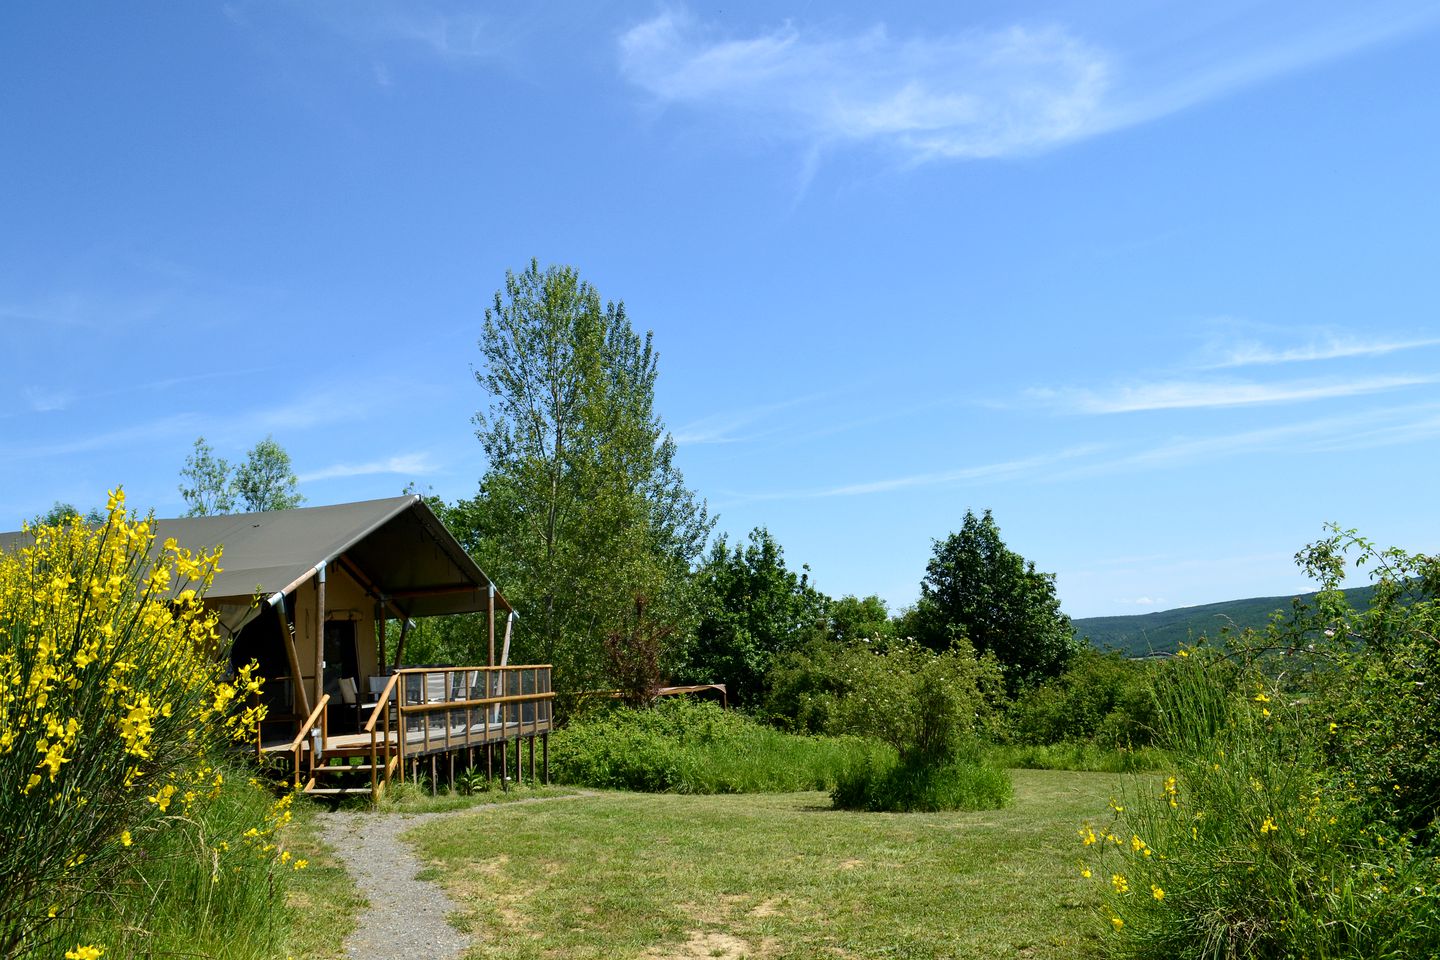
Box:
[319,792,596,960]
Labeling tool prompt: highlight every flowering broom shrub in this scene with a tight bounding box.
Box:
[0,490,271,957]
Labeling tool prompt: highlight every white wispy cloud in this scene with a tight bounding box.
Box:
[618,5,1440,165]
[22,386,73,413]
[1205,333,1440,368]
[620,12,1109,162]
[1031,374,1434,414]
[1056,402,1440,477]
[819,445,1104,496]
[671,393,829,445]
[0,414,205,462]
[724,444,1104,502]
[299,452,437,483]
[1115,596,1166,607]
[1097,4,1440,136]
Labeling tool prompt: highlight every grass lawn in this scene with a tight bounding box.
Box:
[408,769,1118,959]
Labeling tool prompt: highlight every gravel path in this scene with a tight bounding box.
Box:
[318,793,595,960]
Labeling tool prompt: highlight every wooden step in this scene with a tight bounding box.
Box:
[312,763,380,776]
[303,785,374,797]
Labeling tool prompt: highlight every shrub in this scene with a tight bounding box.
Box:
[763,637,1006,745]
[549,698,885,793]
[1082,642,1440,958]
[0,492,284,957]
[1005,649,1158,748]
[831,753,1012,813]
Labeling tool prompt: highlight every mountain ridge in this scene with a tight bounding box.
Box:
[1074,584,1378,657]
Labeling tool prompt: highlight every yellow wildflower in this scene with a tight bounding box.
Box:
[1261,817,1278,834]
[64,947,104,960]
[1152,885,1165,901]
[1112,874,1129,893]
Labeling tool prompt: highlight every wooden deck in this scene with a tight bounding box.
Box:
[261,664,554,801]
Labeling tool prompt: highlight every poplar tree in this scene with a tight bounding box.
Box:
[465,260,712,692]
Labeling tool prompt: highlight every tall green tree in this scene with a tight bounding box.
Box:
[678,527,828,705]
[465,260,712,692]
[178,437,236,516]
[827,594,896,645]
[913,509,1077,691]
[233,435,304,512]
[177,435,303,515]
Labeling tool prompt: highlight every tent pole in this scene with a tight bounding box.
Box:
[488,584,496,669]
[392,616,411,671]
[313,562,327,714]
[376,601,387,671]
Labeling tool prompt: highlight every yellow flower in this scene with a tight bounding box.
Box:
[1176,648,1189,658]
[1081,867,1092,878]
[65,947,104,960]
[1329,722,1339,734]
[1152,885,1165,901]
[120,831,132,847]
[1111,916,1124,931]
[1079,825,1097,846]
[1112,874,1129,893]
[1261,817,1278,834]
[1254,691,1270,703]
[293,859,309,870]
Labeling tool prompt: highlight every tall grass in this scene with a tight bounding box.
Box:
[987,742,1168,773]
[32,770,301,959]
[550,699,888,793]
[1081,648,1440,959]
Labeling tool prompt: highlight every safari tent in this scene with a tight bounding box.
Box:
[0,495,553,799]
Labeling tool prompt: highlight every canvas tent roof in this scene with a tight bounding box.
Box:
[0,495,510,620]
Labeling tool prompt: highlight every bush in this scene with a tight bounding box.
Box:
[831,752,1012,813]
[763,637,1005,745]
[0,492,288,957]
[1005,649,1158,748]
[549,698,886,793]
[1083,641,1440,958]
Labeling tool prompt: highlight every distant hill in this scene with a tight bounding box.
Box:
[1074,584,1378,657]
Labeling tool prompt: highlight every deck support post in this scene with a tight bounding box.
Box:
[487,743,493,782]
[542,732,549,785]
[529,735,536,784]
[501,736,509,790]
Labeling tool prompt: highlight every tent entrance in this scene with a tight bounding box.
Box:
[324,620,360,733]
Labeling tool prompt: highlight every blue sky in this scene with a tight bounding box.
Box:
[3,1,1439,619]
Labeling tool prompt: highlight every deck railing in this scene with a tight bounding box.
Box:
[362,664,553,798]
[286,694,330,791]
